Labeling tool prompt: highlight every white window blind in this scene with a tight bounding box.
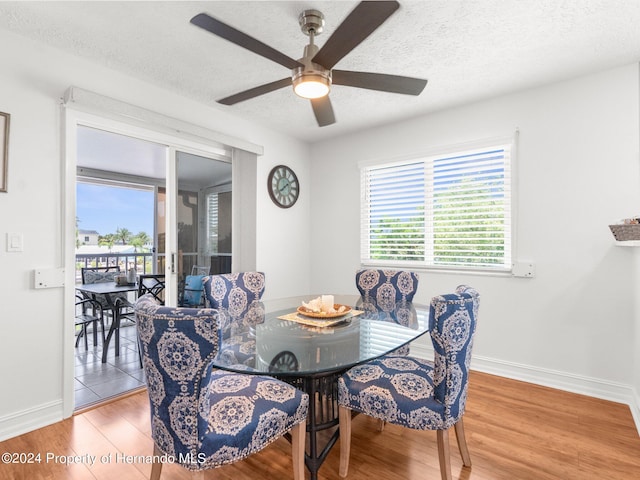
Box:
[207,192,219,254]
[361,141,512,271]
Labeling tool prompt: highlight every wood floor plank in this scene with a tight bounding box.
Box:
[0,371,638,480]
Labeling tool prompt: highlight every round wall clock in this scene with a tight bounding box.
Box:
[268,165,299,208]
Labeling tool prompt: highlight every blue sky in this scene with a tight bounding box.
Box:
[77,183,154,237]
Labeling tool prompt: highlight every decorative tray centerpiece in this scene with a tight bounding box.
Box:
[278,295,361,328]
[297,295,352,318]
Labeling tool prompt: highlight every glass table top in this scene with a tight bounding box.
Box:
[210,294,430,376]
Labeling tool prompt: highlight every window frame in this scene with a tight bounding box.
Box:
[359,135,517,275]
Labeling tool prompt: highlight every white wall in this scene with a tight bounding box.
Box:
[309,65,640,407]
[633,249,640,427]
[0,28,312,440]
[1,23,639,440]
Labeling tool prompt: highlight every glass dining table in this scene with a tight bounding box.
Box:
[210,294,431,480]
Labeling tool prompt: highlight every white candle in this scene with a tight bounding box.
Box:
[321,294,334,313]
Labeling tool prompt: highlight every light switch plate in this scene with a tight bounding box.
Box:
[7,232,23,252]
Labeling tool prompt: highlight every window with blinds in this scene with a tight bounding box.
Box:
[207,192,219,254]
[361,140,512,271]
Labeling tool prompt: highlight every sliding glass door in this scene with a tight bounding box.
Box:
[66,107,244,415]
[164,149,232,306]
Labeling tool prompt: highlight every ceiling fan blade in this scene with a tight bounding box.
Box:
[332,70,428,95]
[311,96,336,127]
[312,1,400,70]
[218,78,291,105]
[191,13,303,70]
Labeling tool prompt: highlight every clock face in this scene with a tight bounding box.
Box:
[268,165,299,208]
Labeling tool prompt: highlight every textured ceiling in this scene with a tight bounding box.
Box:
[2,1,640,143]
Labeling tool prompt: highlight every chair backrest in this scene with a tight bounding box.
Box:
[355,295,418,328]
[182,275,206,307]
[203,272,265,314]
[138,274,166,304]
[429,285,479,427]
[203,272,265,336]
[80,266,128,309]
[191,265,210,276]
[134,294,220,459]
[355,269,419,312]
[81,266,121,284]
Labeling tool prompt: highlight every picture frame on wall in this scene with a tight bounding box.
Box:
[0,111,9,192]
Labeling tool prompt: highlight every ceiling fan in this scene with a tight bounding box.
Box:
[190,1,428,127]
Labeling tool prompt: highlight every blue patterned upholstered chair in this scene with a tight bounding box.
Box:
[356,269,419,356]
[337,285,479,480]
[355,269,419,305]
[134,294,309,480]
[203,271,265,330]
[202,272,266,370]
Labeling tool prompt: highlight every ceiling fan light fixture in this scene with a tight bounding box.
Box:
[292,67,331,99]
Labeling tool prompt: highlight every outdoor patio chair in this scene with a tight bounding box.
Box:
[80,265,129,322]
[180,266,210,307]
[138,274,165,304]
[74,293,105,350]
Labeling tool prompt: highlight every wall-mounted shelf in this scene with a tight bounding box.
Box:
[614,240,640,247]
[609,224,640,243]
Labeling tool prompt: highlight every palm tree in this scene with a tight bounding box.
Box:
[99,234,116,252]
[115,227,132,245]
[134,231,151,247]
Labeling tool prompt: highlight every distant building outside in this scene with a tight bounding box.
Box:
[77,229,99,246]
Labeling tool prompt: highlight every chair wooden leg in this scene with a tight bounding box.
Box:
[150,444,163,480]
[436,429,452,480]
[378,419,386,432]
[339,406,352,478]
[291,421,306,480]
[454,418,472,467]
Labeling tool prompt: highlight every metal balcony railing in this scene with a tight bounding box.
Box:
[75,252,158,283]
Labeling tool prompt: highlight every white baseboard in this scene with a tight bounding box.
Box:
[0,400,63,442]
[470,354,640,436]
[629,388,640,436]
[409,339,640,436]
[2,356,639,442]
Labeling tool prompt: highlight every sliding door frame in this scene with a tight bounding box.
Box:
[62,107,234,416]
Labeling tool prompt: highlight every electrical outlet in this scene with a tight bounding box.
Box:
[512,262,535,278]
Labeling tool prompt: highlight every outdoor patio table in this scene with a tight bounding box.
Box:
[75,282,139,363]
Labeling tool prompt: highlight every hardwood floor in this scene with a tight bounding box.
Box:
[1,371,639,480]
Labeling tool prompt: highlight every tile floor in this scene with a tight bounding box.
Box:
[74,321,146,409]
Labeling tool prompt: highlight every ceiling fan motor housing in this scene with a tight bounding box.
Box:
[299,9,325,36]
[293,10,331,98]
